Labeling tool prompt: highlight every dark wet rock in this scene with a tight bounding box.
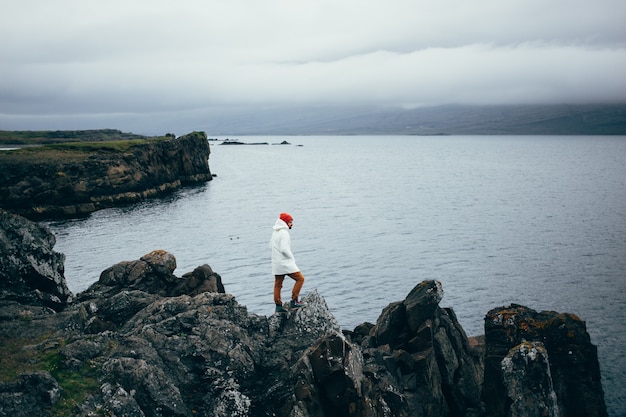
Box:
[501,341,559,417]
[0,371,62,417]
[356,279,484,417]
[484,304,607,417]
[82,250,224,300]
[0,209,72,310]
[174,264,225,296]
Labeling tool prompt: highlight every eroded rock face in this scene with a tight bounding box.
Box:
[0,209,72,310]
[484,304,607,417]
[353,279,484,417]
[0,131,213,219]
[501,341,559,417]
[292,332,365,416]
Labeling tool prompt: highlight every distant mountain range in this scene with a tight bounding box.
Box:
[197,103,626,136]
[3,103,624,136]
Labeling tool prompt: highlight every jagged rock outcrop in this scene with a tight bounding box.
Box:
[0,131,212,219]
[0,212,608,417]
[83,250,224,299]
[338,280,485,417]
[484,304,607,417]
[501,341,559,417]
[0,208,72,310]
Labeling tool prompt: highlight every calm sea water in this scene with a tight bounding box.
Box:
[47,135,626,416]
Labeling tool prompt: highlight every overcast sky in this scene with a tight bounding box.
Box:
[1,0,625,133]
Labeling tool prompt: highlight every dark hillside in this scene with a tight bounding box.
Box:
[287,103,626,135]
[197,103,626,136]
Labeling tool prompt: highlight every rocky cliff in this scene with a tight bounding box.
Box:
[0,131,212,219]
[0,210,607,417]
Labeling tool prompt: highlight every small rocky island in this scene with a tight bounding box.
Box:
[0,209,607,417]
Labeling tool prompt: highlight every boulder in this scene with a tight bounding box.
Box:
[84,250,224,299]
[501,341,559,417]
[484,304,607,417]
[174,264,225,295]
[0,209,72,310]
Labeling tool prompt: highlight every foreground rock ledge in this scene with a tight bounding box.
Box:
[0,211,607,417]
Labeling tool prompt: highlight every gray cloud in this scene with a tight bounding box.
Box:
[1,0,625,132]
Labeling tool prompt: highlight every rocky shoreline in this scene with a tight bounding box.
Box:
[0,209,607,417]
[0,131,213,220]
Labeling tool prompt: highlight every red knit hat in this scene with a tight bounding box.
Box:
[280,212,293,223]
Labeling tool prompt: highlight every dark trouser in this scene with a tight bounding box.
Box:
[274,271,305,305]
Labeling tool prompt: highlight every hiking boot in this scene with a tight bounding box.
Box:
[290,299,304,309]
[275,304,288,313]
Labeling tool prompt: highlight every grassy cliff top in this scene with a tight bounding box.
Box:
[0,129,152,145]
[0,129,173,164]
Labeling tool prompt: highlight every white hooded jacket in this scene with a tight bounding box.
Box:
[270,218,299,275]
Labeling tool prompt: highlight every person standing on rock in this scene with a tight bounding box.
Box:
[270,212,305,313]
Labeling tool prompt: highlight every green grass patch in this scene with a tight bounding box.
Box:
[0,129,150,145]
[0,335,101,417]
[0,135,170,164]
[43,350,101,417]
[0,147,92,164]
[0,335,51,382]
[46,136,168,152]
